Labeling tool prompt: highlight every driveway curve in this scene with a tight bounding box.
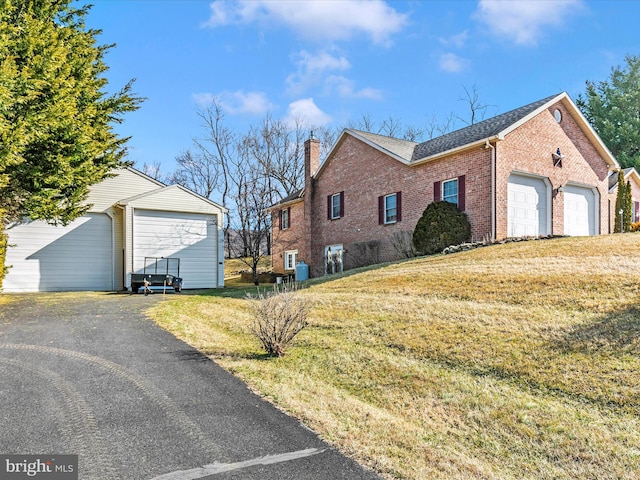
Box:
[0,293,380,480]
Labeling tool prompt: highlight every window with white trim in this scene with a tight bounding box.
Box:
[384,193,397,224]
[331,193,341,219]
[281,208,290,230]
[442,178,459,206]
[284,250,298,271]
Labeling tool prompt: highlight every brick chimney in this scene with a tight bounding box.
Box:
[303,136,320,272]
[304,136,320,185]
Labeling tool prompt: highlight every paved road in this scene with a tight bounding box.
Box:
[0,293,380,480]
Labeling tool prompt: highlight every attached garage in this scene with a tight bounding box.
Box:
[564,185,597,236]
[2,168,226,293]
[507,174,550,237]
[3,213,113,292]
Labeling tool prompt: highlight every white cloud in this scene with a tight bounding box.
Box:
[325,76,383,100]
[205,0,408,44]
[285,98,331,128]
[192,92,216,108]
[193,91,274,115]
[439,53,469,73]
[300,50,351,74]
[286,49,382,100]
[475,0,584,46]
[439,30,469,48]
[286,50,351,95]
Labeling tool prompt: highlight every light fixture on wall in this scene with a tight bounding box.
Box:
[553,185,564,197]
[552,148,564,167]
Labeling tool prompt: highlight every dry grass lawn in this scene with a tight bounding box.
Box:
[149,234,640,479]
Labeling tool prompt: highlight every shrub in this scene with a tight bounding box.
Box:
[246,282,310,357]
[413,201,471,255]
[390,230,418,258]
[631,222,640,232]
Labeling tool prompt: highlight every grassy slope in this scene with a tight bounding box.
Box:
[150,235,640,479]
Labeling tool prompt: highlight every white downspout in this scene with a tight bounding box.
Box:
[485,140,496,241]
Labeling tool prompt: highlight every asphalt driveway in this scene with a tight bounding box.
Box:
[0,293,380,480]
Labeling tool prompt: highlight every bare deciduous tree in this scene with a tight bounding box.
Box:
[380,115,404,138]
[191,99,237,256]
[458,84,491,126]
[169,149,219,198]
[140,162,165,183]
[423,112,455,139]
[228,141,272,284]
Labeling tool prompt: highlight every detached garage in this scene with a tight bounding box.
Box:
[3,168,227,292]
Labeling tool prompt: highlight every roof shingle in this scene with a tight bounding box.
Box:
[411,94,560,161]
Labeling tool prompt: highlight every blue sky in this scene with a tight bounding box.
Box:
[85,0,640,176]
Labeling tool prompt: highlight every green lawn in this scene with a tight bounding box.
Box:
[149,234,640,479]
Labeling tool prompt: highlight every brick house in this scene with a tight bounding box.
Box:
[270,92,620,278]
[608,167,640,232]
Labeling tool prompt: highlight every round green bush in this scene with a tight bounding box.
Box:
[413,201,471,255]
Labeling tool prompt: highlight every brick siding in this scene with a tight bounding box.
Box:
[271,99,615,278]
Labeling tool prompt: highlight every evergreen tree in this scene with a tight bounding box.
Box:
[614,170,633,232]
[624,180,633,232]
[0,0,143,227]
[576,55,640,170]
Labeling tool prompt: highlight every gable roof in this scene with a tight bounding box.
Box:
[608,167,640,192]
[284,90,626,210]
[349,130,418,162]
[412,94,559,161]
[126,166,167,188]
[316,92,619,180]
[269,188,304,210]
[117,183,227,213]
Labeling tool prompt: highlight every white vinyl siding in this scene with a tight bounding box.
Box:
[3,169,226,292]
[3,213,113,292]
[86,168,162,211]
[133,210,217,289]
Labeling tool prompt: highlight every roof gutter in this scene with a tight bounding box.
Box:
[411,135,503,166]
[265,193,305,212]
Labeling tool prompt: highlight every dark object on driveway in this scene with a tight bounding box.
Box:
[131,257,183,293]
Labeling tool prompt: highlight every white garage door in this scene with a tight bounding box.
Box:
[507,174,549,237]
[133,210,217,289]
[564,185,596,236]
[3,213,113,292]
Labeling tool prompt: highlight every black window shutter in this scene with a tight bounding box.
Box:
[434,181,441,202]
[458,175,466,211]
[327,195,332,219]
[278,210,282,230]
[340,191,345,217]
[378,196,384,225]
[397,191,402,222]
[287,207,291,227]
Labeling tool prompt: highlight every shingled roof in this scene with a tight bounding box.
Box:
[608,167,637,191]
[269,188,304,209]
[349,130,417,162]
[412,93,561,162]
